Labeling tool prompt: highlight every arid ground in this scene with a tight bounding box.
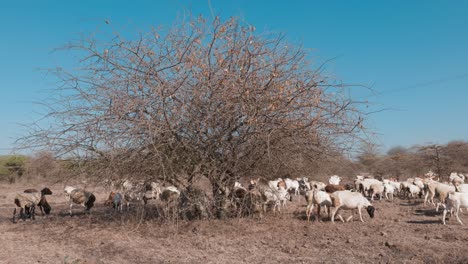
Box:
[1,182,468,264]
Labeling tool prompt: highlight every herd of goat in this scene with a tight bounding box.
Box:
[10,171,468,225]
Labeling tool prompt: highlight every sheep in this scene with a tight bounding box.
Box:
[23,188,53,217]
[13,188,52,223]
[305,189,332,222]
[369,182,384,201]
[442,192,468,225]
[64,186,96,216]
[330,191,375,223]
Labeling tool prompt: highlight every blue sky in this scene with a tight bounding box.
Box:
[1,1,467,155]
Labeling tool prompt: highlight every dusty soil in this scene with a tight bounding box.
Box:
[1,183,468,264]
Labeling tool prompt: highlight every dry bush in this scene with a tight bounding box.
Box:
[18,15,369,218]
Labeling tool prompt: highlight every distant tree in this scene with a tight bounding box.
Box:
[24,151,59,179]
[387,146,407,156]
[356,141,380,171]
[17,16,369,217]
[418,144,451,179]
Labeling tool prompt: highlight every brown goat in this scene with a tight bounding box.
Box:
[325,184,347,193]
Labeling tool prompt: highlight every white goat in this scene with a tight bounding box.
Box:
[370,182,384,201]
[284,178,300,196]
[309,181,326,191]
[424,181,456,211]
[450,172,465,186]
[268,179,283,191]
[330,191,375,223]
[442,192,468,225]
[263,186,289,213]
[407,184,421,199]
[357,178,381,196]
[328,175,341,185]
[455,184,468,193]
[305,189,332,222]
[383,183,395,200]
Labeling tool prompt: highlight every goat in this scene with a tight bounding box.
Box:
[305,189,332,222]
[324,184,346,193]
[442,192,468,225]
[64,186,96,216]
[369,183,384,201]
[328,175,341,185]
[450,172,465,187]
[383,183,395,200]
[284,178,300,196]
[407,184,422,199]
[142,182,163,205]
[424,181,455,211]
[455,184,468,193]
[330,191,375,223]
[263,186,290,213]
[105,191,126,211]
[309,181,326,191]
[356,178,381,196]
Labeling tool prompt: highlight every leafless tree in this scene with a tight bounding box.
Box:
[17,16,369,217]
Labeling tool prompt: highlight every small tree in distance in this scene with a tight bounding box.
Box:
[18,16,369,217]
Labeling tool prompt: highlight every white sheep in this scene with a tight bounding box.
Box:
[330,190,375,223]
[442,192,468,225]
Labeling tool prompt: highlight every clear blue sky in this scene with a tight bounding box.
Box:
[1,0,467,155]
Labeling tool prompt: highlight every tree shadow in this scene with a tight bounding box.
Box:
[414,209,441,217]
[406,220,441,224]
[399,201,423,206]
